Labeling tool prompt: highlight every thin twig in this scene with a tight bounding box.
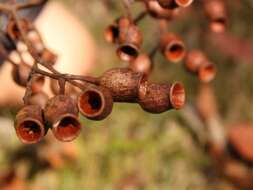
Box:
[133,10,147,24]
[0,1,100,96]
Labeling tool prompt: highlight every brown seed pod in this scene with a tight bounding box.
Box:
[7,19,31,41]
[44,95,81,142]
[11,64,45,91]
[0,30,16,52]
[11,63,31,87]
[157,0,177,9]
[198,62,216,83]
[40,48,57,65]
[145,0,173,19]
[15,105,46,144]
[158,0,193,9]
[117,16,132,32]
[117,24,143,62]
[104,16,131,44]
[78,86,113,121]
[138,81,186,113]
[28,91,49,109]
[129,53,153,76]
[104,24,120,44]
[203,0,227,33]
[184,50,208,73]
[228,123,253,164]
[174,0,194,7]
[99,68,144,102]
[160,33,186,63]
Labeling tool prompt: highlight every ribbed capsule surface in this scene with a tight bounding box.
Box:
[99,68,144,102]
[44,95,81,142]
[15,105,46,144]
[78,86,113,121]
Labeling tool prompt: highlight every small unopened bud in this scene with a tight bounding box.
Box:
[78,86,113,120]
[160,33,186,63]
[15,105,46,144]
[44,95,81,142]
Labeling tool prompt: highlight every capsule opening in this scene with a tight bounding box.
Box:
[17,120,43,144]
[166,43,185,62]
[198,64,216,83]
[175,0,193,7]
[117,45,139,62]
[170,82,186,109]
[79,90,103,116]
[210,18,226,33]
[54,116,81,142]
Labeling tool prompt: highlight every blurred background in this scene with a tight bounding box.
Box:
[1,0,253,189]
